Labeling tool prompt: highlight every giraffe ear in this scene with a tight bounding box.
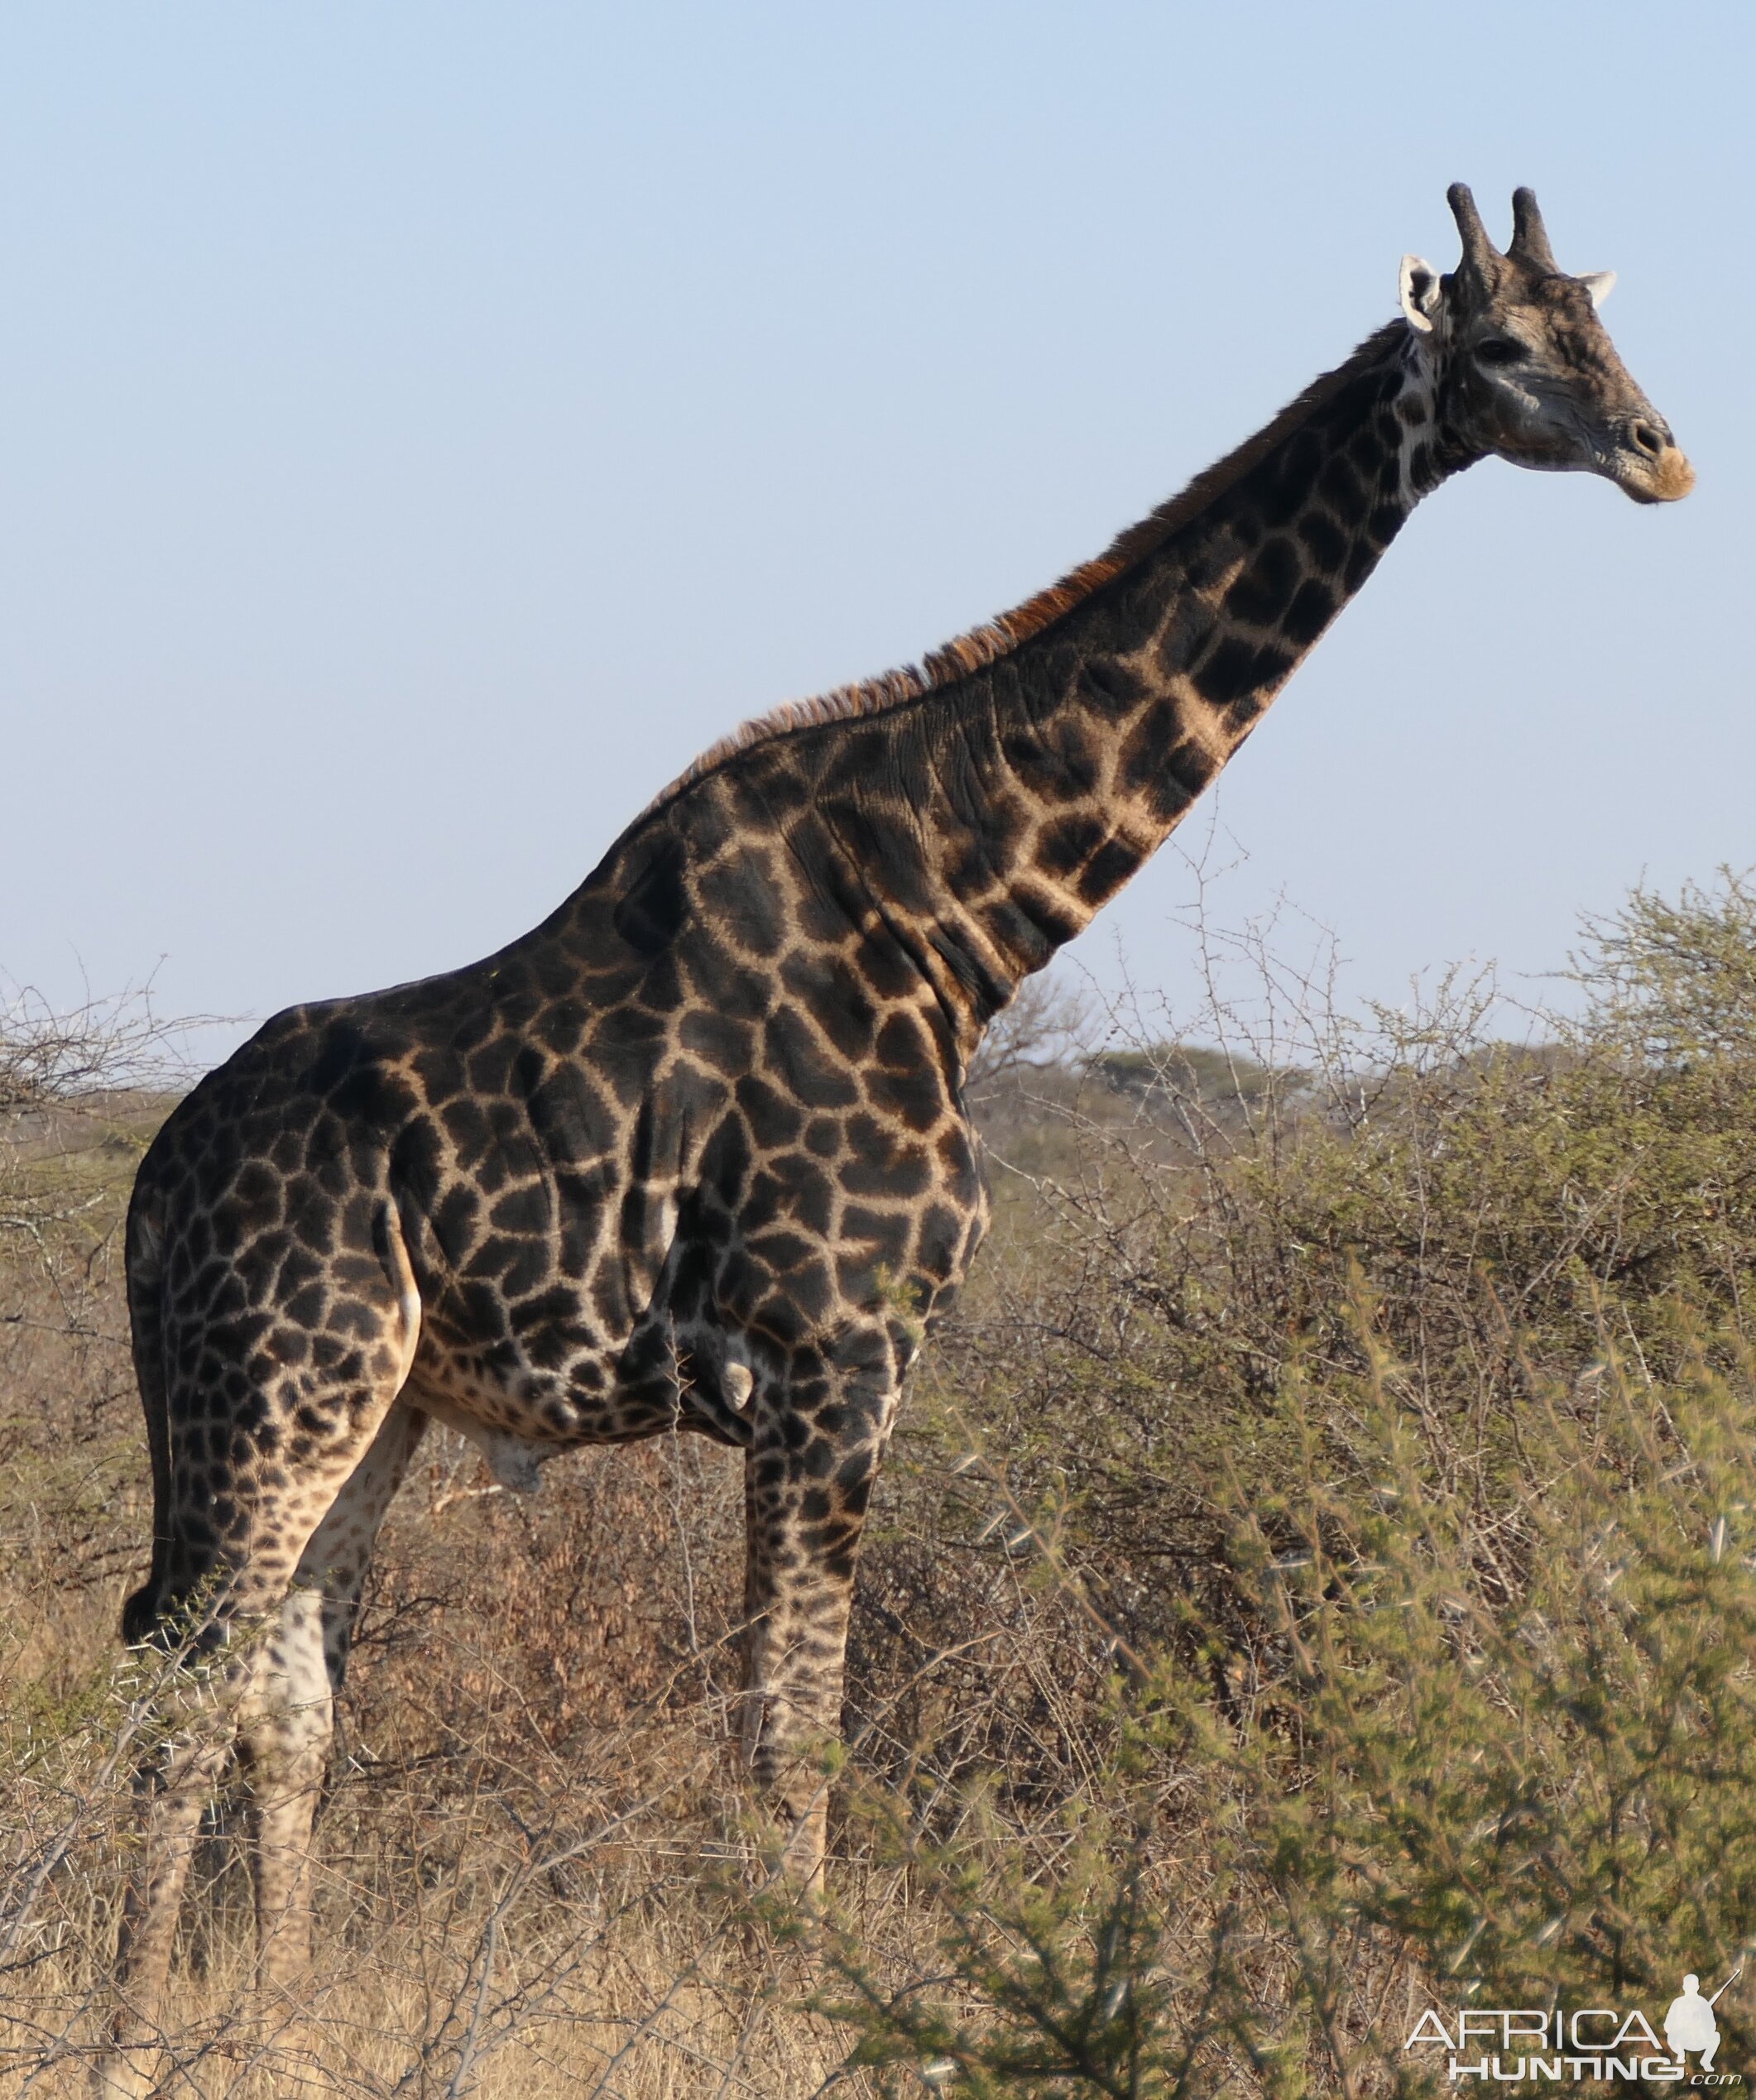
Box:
[1399,255,1443,333]
[1578,270,1616,309]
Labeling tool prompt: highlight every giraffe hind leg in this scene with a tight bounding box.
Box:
[97,1709,234,2097]
[105,1200,423,2083]
[239,1395,429,1997]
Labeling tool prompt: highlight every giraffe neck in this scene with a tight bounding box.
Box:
[813,319,1467,1042]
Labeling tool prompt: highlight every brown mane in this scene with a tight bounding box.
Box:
[642,321,1408,817]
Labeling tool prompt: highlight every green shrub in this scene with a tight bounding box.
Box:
[823,877,1756,2093]
[818,1323,1756,2096]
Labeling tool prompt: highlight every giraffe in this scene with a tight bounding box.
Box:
[100,185,1689,2083]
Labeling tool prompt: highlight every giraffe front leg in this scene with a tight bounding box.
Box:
[741,1333,897,1885]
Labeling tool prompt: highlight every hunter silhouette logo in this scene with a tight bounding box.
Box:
[1404,1963,1745,2084]
[1667,1969,1743,2078]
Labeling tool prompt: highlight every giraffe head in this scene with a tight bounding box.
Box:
[1399,184,1692,505]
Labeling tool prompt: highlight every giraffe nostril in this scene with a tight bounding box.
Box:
[1629,419,1669,459]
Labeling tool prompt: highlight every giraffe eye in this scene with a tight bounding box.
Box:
[1474,338,1526,368]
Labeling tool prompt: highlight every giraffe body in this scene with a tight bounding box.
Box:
[102,185,1690,2087]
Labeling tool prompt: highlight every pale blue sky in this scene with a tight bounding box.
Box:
[2,3,1746,1053]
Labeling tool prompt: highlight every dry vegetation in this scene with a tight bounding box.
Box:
[5,885,1756,2096]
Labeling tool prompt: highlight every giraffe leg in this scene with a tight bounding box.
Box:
[313,1398,429,1690]
[101,1408,404,2096]
[741,1329,898,1884]
[235,1588,329,2001]
[95,1719,233,2098]
[103,1205,423,2088]
[98,1565,357,2092]
[237,1398,429,1997]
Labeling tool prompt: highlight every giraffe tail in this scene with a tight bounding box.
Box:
[120,1177,173,1647]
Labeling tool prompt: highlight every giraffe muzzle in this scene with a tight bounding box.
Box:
[1611,416,1694,504]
